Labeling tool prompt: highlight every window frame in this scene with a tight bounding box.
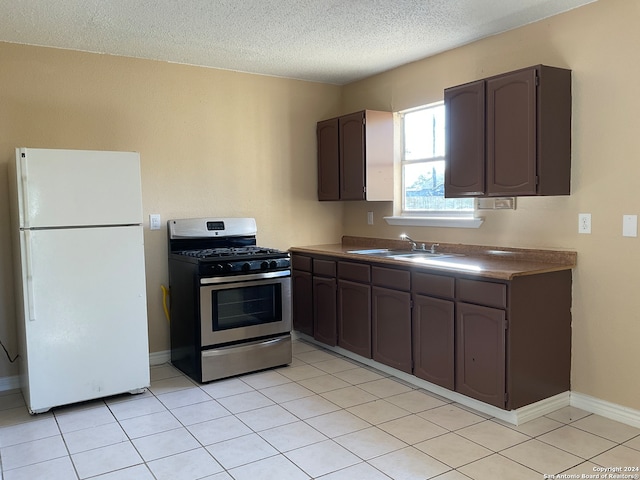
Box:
[384,102,484,229]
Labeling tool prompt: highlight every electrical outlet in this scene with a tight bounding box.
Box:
[367,211,374,225]
[150,214,161,230]
[623,214,637,237]
[578,213,591,234]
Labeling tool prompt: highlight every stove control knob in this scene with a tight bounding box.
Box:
[242,262,251,272]
[214,264,225,273]
[224,263,233,273]
[260,261,269,270]
[269,261,278,269]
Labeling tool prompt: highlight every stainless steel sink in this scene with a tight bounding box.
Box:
[347,249,463,260]
[346,249,409,256]
[390,252,459,259]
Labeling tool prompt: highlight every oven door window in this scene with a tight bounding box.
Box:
[212,283,282,330]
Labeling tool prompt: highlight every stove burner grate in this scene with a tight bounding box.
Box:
[176,246,284,259]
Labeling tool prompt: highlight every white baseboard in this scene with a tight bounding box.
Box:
[323,341,526,424]
[515,392,570,424]
[308,339,568,425]
[0,374,20,392]
[149,350,171,366]
[571,391,640,429]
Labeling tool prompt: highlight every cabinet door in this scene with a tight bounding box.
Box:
[372,287,412,373]
[339,111,366,200]
[456,302,506,408]
[413,294,455,389]
[444,80,486,197]
[313,276,337,346]
[337,279,371,357]
[317,118,340,200]
[487,68,537,195]
[292,270,313,336]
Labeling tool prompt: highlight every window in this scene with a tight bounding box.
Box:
[401,103,474,215]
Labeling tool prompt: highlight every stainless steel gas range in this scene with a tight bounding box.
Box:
[167,217,292,383]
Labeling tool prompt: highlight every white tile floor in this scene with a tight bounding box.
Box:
[1,338,639,480]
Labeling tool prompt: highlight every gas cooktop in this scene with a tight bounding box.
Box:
[174,246,287,260]
[168,217,290,275]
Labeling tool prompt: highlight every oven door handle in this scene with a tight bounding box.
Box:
[202,336,288,357]
[200,269,290,285]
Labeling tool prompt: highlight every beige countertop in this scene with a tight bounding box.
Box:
[289,236,577,281]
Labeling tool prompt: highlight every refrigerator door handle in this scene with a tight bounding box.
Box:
[24,230,37,321]
[19,154,31,228]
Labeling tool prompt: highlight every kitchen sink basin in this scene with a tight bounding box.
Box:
[347,248,463,260]
[390,252,460,259]
[346,248,410,256]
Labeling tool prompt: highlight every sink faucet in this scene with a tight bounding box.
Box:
[400,234,417,250]
[400,235,440,253]
[400,234,426,251]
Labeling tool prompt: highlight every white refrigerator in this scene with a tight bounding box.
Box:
[8,148,150,414]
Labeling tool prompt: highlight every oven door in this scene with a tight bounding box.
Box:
[199,271,291,347]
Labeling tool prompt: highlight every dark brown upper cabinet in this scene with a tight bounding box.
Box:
[317,110,393,201]
[444,80,486,197]
[444,65,571,197]
[317,118,340,200]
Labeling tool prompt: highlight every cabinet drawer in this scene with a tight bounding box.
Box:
[313,259,336,277]
[291,254,312,272]
[338,261,370,283]
[372,266,410,291]
[457,278,507,309]
[412,272,455,299]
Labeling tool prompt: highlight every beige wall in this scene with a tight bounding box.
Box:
[0,43,344,380]
[1,0,638,414]
[341,0,640,411]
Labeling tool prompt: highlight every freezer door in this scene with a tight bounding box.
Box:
[19,225,149,412]
[15,148,143,228]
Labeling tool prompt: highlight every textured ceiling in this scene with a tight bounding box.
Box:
[0,0,596,85]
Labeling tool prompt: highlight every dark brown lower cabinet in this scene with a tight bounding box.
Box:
[337,279,371,358]
[372,286,412,373]
[291,255,313,335]
[313,276,337,346]
[455,302,506,408]
[290,250,572,412]
[412,294,455,389]
[292,269,313,336]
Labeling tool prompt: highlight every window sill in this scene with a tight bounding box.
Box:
[383,216,484,228]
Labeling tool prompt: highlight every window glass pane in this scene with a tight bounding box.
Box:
[403,107,445,160]
[401,103,474,214]
[404,161,474,212]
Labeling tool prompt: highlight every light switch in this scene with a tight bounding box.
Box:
[622,214,637,237]
[150,214,161,230]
